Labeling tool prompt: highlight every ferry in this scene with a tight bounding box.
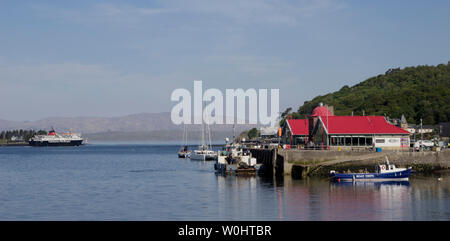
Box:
[330,157,412,182]
[29,129,84,146]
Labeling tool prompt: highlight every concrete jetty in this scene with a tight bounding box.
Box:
[250,148,450,178]
[249,149,277,176]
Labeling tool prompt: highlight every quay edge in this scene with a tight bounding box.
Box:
[250,148,450,178]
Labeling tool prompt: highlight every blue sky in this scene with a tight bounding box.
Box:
[1,0,449,121]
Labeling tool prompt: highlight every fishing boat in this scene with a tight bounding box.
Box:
[178,124,190,158]
[214,138,261,175]
[330,157,412,182]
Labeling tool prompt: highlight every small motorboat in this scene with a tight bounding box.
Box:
[178,145,190,158]
[330,157,412,182]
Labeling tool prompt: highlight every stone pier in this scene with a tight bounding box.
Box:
[251,148,450,178]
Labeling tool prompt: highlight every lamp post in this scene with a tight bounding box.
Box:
[420,118,423,152]
[278,112,281,148]
[327,106,329,150]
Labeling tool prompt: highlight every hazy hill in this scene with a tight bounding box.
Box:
[290,62,450,125]
[0,112,258,141]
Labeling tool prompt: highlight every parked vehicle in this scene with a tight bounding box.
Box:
[413,140,435,151]
[420,140,435,147]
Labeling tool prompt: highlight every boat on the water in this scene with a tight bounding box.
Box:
[189,119,217,161]
[330,157,412,182]
[190,146,217,161]
[28,129,83,146]
[178,124,190,158]
[178,146,189,158]
[215,139,261,175]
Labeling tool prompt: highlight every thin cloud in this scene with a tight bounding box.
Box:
[29,3,177,25]
[0,62,186,90]
[162,0,347,25]
[29,0,346,26]
[94,3,176,17]
[207,55,294,76]
[0,63,120,84]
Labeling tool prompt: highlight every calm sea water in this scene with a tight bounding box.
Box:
[0,144,448,221]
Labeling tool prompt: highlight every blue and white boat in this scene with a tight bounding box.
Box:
[330,157,412,182]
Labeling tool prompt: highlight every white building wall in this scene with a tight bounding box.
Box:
[374,135,410,148]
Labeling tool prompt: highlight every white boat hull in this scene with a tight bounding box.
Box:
[190,153,206,161]
[190,153,216,161]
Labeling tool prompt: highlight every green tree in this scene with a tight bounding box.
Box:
[247,128,259,139]
[286,63,450,125]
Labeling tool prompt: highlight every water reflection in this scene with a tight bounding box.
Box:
[326,180,411,220]
[2,145,447,220]
[330,181,410,187]
[215,174,449,221]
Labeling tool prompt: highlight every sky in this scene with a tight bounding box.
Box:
[0,0,449,121]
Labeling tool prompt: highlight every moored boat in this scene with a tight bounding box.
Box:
[178,146,190,158]
[214,142,260,175]
[189,118,217,161]
[178,124,190,158]
[330,157,412,182]
[190,146,217,161]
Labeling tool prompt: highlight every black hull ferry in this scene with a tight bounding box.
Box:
[28,129,84,147]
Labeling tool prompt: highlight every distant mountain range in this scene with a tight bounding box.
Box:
[0,112,259,141]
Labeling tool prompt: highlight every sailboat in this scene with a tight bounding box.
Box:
[178,124,189,158]
[190,120,217,161]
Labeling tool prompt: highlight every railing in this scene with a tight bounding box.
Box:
[277,144,447,153]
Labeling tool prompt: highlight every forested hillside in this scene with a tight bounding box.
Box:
[288,63,450,125]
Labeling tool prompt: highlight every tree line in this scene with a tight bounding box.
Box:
[1,129,47,142]
[283,62,450,126]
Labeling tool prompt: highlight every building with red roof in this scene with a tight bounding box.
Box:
[283,103,411,149]
[284,119,309,145]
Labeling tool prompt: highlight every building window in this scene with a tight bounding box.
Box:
[331,137,337,146]
[345,137,351,146]
[358,137,365,146]
[375,139,385,144]
[388,139,399,143]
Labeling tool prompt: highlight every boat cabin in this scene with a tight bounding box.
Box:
[376,163,397,173]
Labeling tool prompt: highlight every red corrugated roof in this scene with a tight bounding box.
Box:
[320,116,410,134]
[287,119,309,135]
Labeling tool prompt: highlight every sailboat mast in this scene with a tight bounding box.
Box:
[184,124,188,146]
[201,121,205,149]
[233,123,236,144]
[207,122,212,150]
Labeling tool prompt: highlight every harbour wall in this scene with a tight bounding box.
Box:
[250,149,277,176]
[251,148,450,178]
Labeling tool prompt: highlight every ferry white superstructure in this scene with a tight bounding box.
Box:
[29,129,83,146]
